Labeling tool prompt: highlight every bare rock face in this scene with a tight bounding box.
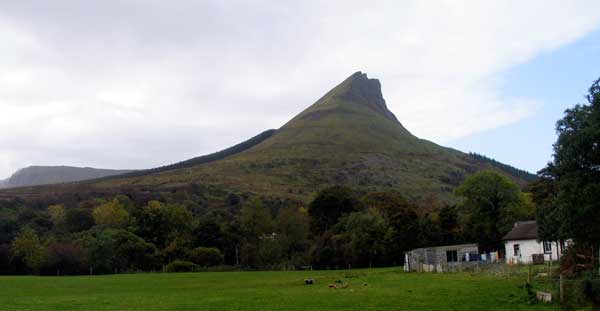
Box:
[339,71,399,122]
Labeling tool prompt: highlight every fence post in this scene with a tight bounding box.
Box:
[559,273,564,304]
[527,265,532,284]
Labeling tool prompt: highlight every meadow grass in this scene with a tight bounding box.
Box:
[0,268,560,311]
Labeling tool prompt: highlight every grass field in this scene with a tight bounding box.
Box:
[0,268,560,311]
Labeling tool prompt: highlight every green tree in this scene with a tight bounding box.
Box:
[529,173,563,244]
[455,171,529,252]
[438,205,463,245]
[132,201,193,249]
[274,207,309,261]
[47,205,66,230]
[308,186,362,234]
[239,198,272,238]
[10,227,47,273]
[362,191,419,265]
[542,77,600,246]
[189,247,224,267]
[92,199,129,227]
[333,209,392,267]
[65,208,95,233]
[45,242,87,275]
[192,219,224,249]
[79,228,156,274]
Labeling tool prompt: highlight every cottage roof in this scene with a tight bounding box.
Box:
[502,221,538,241]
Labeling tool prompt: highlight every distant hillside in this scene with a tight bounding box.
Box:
[0,166,134,189]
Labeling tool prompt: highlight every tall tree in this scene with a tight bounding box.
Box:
[274,207,310,266]
[529,172,562,243]
[455,171,529,252]
[362,191,419,264]
[92,199,129,228]
[239,198,273,239]
[308,186,362,234]
[10,227,46,273]
[65,208,95,233]
[543,77,600,246]
[333,209,392,267]
[47,205,66,230]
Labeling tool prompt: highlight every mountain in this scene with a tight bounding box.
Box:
[0,166,134,189]
[93,71,534,202]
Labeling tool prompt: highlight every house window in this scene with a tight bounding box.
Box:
[446,250,458,263]
[543,241,552,254]
[513,244,520,257]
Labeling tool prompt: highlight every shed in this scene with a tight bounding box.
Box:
[404,243,479,272]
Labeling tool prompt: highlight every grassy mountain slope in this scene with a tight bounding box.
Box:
[92,72,534,202]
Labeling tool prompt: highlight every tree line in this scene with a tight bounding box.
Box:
[0,169,535,275]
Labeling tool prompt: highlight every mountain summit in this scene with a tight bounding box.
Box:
[305,71,399,123]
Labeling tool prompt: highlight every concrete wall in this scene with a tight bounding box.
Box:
[505,239,560,264]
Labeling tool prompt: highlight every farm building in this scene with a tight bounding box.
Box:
[503,220,562,265]
[404,243,479,272]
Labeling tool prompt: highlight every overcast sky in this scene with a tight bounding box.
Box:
[2,0,600,178]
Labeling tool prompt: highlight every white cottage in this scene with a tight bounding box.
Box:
[503,221,561,264]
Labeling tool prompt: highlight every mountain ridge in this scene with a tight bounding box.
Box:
[0,166,134,189]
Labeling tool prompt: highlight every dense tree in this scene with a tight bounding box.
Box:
[455,171,530,252]
[192,219,224,249]
[0,218,19,244]
[308,186,362,234]
[239,198,273,239]
[274,207,309,264]
[17,209,52,235]
[132,201,193,249]
[529,173,563,244]
[47,205,66,230]
[417,213,444,247]
[362,192,419,264]
[333,209,392,267]
[238,198,273,267]
[79,229,157,274]
[44,242,86,275]
[189,247,223,267]
[10,227,46,273]
[541,77,600,246]
[92,199,129,228]
[437,205,463,245]
[65,208,94,233]
[0,244,13,274]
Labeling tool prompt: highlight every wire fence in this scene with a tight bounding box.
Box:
[470,263,599,308]
[430,262,599,308]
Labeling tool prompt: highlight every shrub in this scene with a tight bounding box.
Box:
[189,247,224,267]
[165,260,197,273]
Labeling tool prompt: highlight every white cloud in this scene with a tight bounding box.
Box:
[0,0,599,177]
